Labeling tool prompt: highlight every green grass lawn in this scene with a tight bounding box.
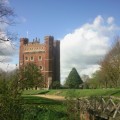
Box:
[23,88,120,97]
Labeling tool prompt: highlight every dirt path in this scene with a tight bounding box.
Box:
[34,94,65,101]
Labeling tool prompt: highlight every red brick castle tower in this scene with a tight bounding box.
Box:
[19,36,60,89]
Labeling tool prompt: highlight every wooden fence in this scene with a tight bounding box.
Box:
[73,97,120,120]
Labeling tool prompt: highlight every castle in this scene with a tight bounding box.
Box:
[19,36,60,89]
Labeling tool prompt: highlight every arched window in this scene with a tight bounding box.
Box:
[38,56,42,61]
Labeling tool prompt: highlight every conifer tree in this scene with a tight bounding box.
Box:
[65,68,83,88]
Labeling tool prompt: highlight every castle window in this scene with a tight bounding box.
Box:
[25,57,28,61]
[38,56,42,61]
[30,56,34,61]
[39,66,43,70]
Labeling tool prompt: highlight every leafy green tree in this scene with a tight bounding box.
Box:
[20,63,43,90]
[86,70,102,89]
[0,71,23,120]
[65,68,83,88]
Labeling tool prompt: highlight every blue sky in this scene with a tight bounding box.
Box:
[1,0,120,83]
[9,0,120,40]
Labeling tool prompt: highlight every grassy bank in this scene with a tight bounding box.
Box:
[22,95,67,120]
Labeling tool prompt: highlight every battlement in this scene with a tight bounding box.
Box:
[20,38,28,45]
[44,36,54,40]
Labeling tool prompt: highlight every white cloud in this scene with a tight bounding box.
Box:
[107,17,114,24]
[93,15,104,26]
[0,31,18,71]
[0,41,16,56]
[0,62,17,72]
[0,42,18,72]
[60,15,120,84]
[0,31,17,55]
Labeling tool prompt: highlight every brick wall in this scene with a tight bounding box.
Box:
[19,36,60,89]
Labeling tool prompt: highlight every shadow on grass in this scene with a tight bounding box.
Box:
[110,90,120,96]
[22,96,63,105]
[22,96,67,120]
[38,90,50,94]
[101,89,120,97]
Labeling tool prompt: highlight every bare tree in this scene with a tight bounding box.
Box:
[100,37,120,88]
[0,0,16,62]
[0,0,15,40]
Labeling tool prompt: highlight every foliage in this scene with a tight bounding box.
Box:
[65,90,80,120]
[0,71,68,120]
[65,68,83,88]
[22,96,67,120]
[87,37,120,88]
[65,99,80,120]
[52,81,60,89]
[86,70,102,89]
[0,2,24,118]
[23,105,67,120]
[0,71,66,120]
[0,71,23,120]
[19,63,43,90]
